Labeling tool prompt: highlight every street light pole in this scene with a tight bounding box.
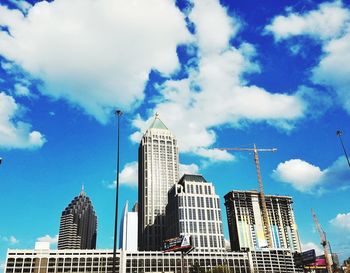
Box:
[336,130,350,168]
[112,110,123,273]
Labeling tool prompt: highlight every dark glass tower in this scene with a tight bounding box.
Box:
[58,187,97,249]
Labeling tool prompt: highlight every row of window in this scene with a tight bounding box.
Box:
[179,196,220,209]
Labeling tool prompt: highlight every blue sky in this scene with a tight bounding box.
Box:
[1,0,350,268]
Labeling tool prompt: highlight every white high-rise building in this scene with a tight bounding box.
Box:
[119,201,138,251]
[224,190,301,252]
[138,113,179,250]
[166,174,226,252]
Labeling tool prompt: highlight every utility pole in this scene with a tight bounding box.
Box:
[336,130,350,168]
[219,144,277,248]
[112,110,123,273]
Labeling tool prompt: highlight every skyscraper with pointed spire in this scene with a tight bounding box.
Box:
[138,113,179,250]
[57,187,97,250]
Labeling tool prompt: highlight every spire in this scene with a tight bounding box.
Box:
[148,112,168,130]
[80,184,85,196]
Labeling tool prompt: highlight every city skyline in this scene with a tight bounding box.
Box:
[1,0,350,269]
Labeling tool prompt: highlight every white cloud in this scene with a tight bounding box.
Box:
[37,234,58,244]
[272,159,324,192]
[179,163,200,178]
[2,235,19,244]
[0,92,46,149]
[330,212,350,230]
[312,30,350,114]
[189,0,241,53]
[301,241,323,256]
[120,161,138,187]
[272,156,350,194]
[265,1,350,115]
[105,161,138,188]
[195,148,234,162]
[0,0,192,123]
[14,83,30,97]
[131,0,306,161]
[265,1,350,41]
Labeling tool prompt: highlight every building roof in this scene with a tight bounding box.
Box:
[148,113,168,130]
[179,174,207,184]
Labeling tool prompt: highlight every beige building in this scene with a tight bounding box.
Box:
[138,114,179,251]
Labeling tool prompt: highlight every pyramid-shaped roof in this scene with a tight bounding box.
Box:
[148,113,168,130]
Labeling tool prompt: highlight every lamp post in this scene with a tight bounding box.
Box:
[336,130,350,168]
[112,110,123,273]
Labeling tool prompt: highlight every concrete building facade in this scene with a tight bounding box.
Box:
[138,113,179,251]
[166,174,225,252]
[58,188,97,250]
[224,190,301,252]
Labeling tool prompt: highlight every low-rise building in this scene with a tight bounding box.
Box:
[5,245,302,273]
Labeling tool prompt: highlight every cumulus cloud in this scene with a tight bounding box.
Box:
[265,1,350,115]
[265,1,350,41]
[0,92,46,149]
[272,159,324,192]
[272,156,350,194]
[37,234,58,244]
[14,83,30,97]
[0,0,191,122]
[330,212,350,230]
[301,241,323,256]
[2,235,19,244]
[179,163,200,178]
[105,161,138,188]
[120,161,138,187]
[131,0,306,161]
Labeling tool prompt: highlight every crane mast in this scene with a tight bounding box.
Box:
[311,208,333,273]
[219,144,277,248]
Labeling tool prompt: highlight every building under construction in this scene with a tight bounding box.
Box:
[224,190,301,252]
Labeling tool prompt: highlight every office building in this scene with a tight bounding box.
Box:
[224,190,301,252]
[138,113,179,251]
[58,187,97,250]
[250,249,302,273]
[166,174,225,252]
[5,245,304,273]
[119,201,138,251]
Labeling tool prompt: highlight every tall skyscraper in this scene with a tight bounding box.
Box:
[166,174,226,252]
[119,201,138,251]
[138,113,179,250]
[224,190,301,252]
[58,187,97,250]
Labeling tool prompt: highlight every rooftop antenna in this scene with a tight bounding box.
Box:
[336,130,350,168]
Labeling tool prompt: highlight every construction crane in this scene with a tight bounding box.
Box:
[311,208,333,273]
[218,144,277,248]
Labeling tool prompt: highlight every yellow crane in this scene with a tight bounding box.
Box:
[311,208,333,273]
[218,144,277,248]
